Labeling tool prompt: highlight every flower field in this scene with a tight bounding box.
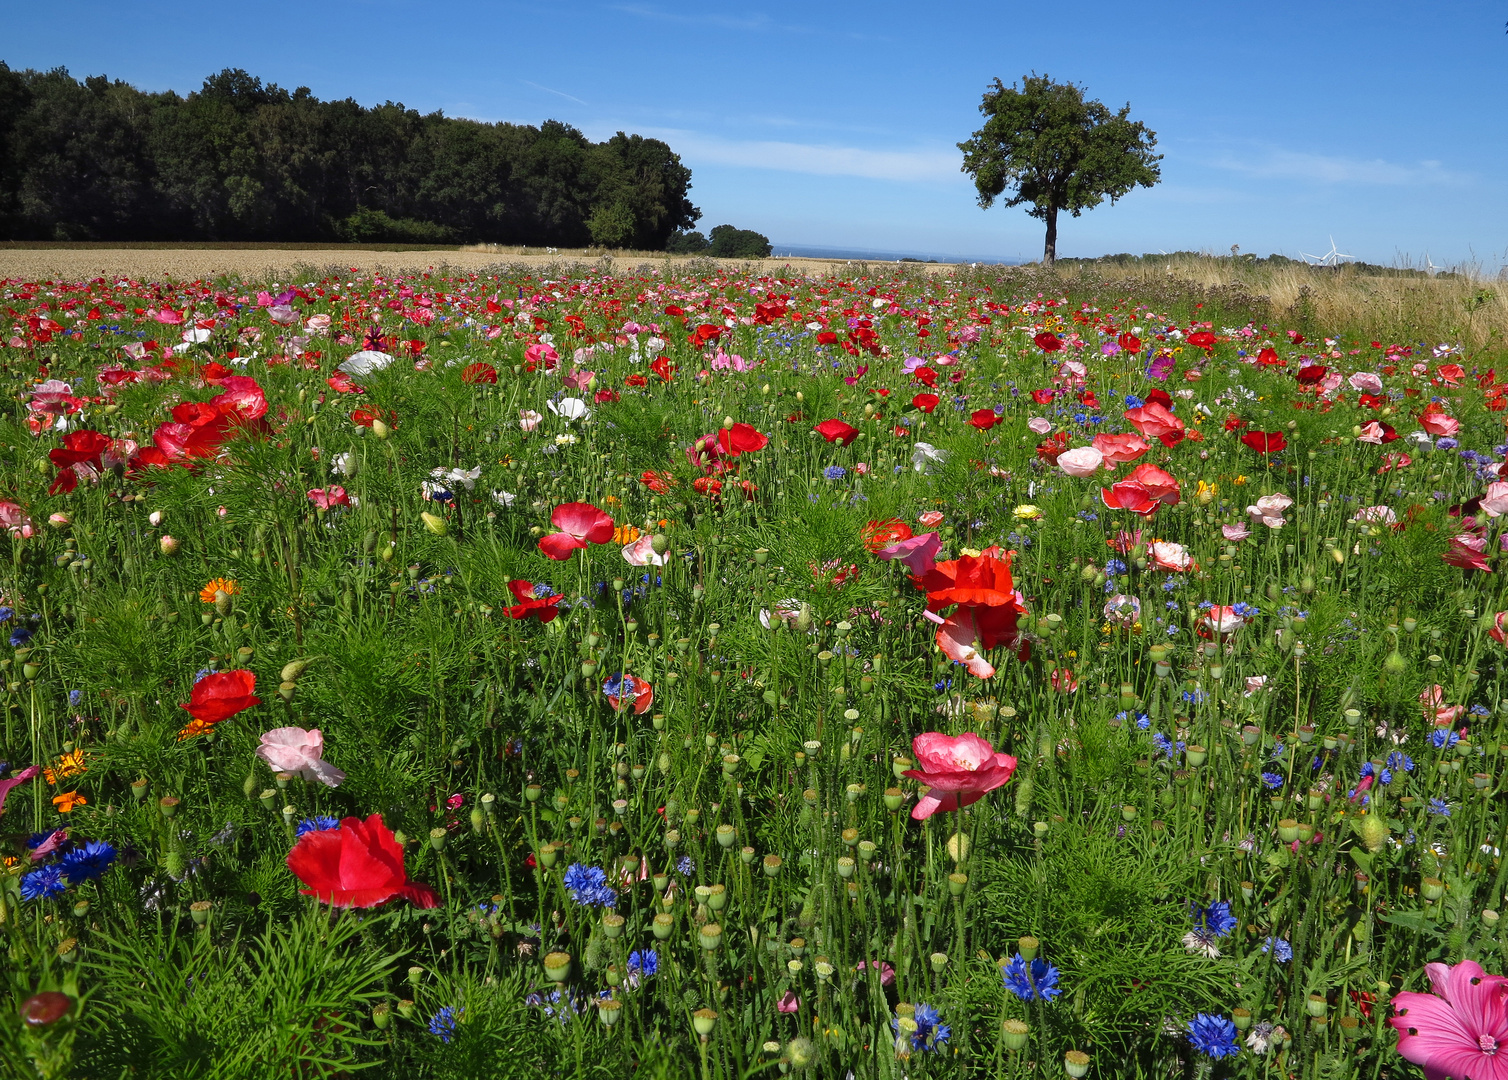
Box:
[0,261,1504,1078]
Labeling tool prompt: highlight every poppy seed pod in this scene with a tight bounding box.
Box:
[543,951,571,981]
[159,535,180,555]
[420,511,447,536]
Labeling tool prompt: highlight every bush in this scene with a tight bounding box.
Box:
[665,229,708,254]
[706,224,771,258]
[336,208,456,245]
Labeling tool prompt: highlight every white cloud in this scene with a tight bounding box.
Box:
[1205,146,1472,187]
[642,129,964,183]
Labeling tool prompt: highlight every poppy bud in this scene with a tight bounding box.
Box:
[159,535,180,556]
[371,419,391,440]
[420,512,447,536]
[19,992,73,1028]
[280,658,313,683]
[213,589,232,616]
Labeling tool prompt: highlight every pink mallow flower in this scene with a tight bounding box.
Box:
[256,727,346,788]
[901,732,1017,820]
[1390,959,1508,1080]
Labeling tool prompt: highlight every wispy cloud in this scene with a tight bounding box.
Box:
[1205,146,1472,187]
[521,80,588,107]
[608,3,805,34]
[644,129,963,183]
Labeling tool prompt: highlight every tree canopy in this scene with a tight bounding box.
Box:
[0,63,700,248]
[959,74,1161,266]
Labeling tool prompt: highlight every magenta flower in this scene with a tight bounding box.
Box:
[875,531,941,575]
[0,764,41,816]
[902,732,1017,820]
[1391,959,1508,1080]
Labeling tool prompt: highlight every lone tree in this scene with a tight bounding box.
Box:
[959,74,1161,266]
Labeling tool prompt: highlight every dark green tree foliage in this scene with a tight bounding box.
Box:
[959,74,1161,266]
[0,63,700,247]
[706,224,772,258]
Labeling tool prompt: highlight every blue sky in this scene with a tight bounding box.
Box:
[3,1,1505,267]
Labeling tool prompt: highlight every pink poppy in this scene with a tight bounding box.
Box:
[1222,522,1252,541]
[856,960,896,986]
[0,764,41,816]
[1108,528,1143,554]
[1419,411,1459,437]
[1056,446,1103,477]
[1390,959,1508,1080]
[777,991,801,1014]
[1027,417,1053,434]
[563,368,595,391]
[538,502,615,560]
[1357,421,1386,445]
[1150,541,1193,571]
[1125,401,1185,447]
[518,409,543,432]
[917,510,945,527]
[875,531,941,576]
[1352,505,1397,524]
[1199,605,1246,638]
[1051,667,1079,693]
[307,486,350,510]
[1489,612,1508,646]
[256,726,346,788]
[1419,684,1467,727]
[934,607,998,679]
[1444,533,1492,573]
[1349,372,1383,393]
[1246,493,1294,529]
[901,732,1017,820]
[1092,431,1151,465]
[0,502,35,540]
[1480,482,1508,518]
[622,535,667,567]
[525,343,560,370]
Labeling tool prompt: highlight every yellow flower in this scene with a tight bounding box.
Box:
[959,546,983,557]
[52,791,86,813]
[199,578,239,604]
[1232,475,1249,487]
[1013,504,1043,521]
[1195,480,1218,505]
[43,748,86,786]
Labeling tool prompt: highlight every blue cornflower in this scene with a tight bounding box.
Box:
[1436,437,1459,451]
[1386,751,1415,772]
[1197,599,1214,611]
[1432,729,1461,750]
[1181,688,1205,704]
[296,816,340,838]
[1105,559,1128,576]
[823,466,846,480]
[933,677,953,693]
[9,627,31,648]
[1190,900,1238,939]
[1135,713,1151,730]
[1125,394,1144,409]
[676,855,695,875]
[1232,602,1259,619]
[20,864,66,901]
[627,949,658,978]
[0,607,13,623]
[1001,954,1062,1002]
[1187,1013,1240,1059]
[1073,411,1087,423]
[1261,936,1293,962]
[59,839,115,883]
[428,1005,462,1043]
[1261,772,1283,791]
[892,1002,950,1051]
[1152,732,1174,757]
[562,863,616,907]
[1379,768,1395,785]
[531,583,555,599]
[1430,798,1453,817]
[1162,579,1179,592]
[1471,704,1491,717]
[68,689,80,706]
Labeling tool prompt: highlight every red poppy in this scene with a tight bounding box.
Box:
[180,669,260,727]
[1124,402,1185,448]
[1033,332,1063,352]
[1144,388,1174,408]
[1255,347,1284,366]
[1287,330,1305,344]
[594,388,620,404]
[1117,332,1141,354]
[538,502,615,560]
[326,371,363,394]
[814,419,859,445]
[605,673,654,714]
[1240,431,1288,454]
[1296,364,1328,385]
[1358,393,1386,411]
[688,323,722,346]
[719,423,769,455]
[48,430,112,494]
[861,518,913,553]
[968,408,1001,430]
[816,331,839,345]
[1091,432,1150,465]
[199,361,234,384]
[911,393,939,413]
[286,813,439,909]
[461,362,498,384]
[625,373,648,388]
[911,366,938,388]
[506,580,563,623]
[1036,431,1069,465]
[351,406,395,429]
[651,356,675,382]
[1186,330,1217,350]
[640,470,677,493]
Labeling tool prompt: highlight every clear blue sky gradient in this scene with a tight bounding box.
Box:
[2,1,1504,267]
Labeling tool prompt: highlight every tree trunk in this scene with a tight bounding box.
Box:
[1043,205,1057,267]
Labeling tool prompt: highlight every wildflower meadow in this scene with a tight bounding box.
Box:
[0,258,1504,1079]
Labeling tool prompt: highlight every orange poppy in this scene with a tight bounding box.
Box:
[199,577,240,604]
[52,791,86,812]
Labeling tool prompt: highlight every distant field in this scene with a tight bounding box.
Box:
[0,243,865,282]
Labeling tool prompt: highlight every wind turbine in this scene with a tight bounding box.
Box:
[1301,237,1354,267]
[1425,254,1441,276]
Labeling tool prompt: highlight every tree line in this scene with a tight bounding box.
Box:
[0,64,703,248]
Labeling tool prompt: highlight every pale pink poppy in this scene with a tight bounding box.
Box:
[1348,372,1383,394]
[917,510,945,527]
[562,368,595,391]
[901,732,1017,820]
[1391,959,1508,1080]
[256,727,346,787]
[518,409,543,432]
[1420,412,1459,438]
[307,486,350,510]
[1352,505,1397,524]
[1027,417,1053,435]
[935,608,996,679]
[1246,493,1294,529]
[1244,675,1269,697]
[622,535,667,567]
[1057,446,1104,477]
[1357,422,1385,445]
[776,991,801,1014]
[1419,684,1467,727]
[0,502,35,540]
[1222,522,1252,541]
[1481,482,1508,518]
[1150,541,1192,571]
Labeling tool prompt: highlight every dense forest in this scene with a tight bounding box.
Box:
[0,64,701,247]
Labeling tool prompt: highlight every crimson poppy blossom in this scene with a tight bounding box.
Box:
[1033,332,1063,353]
[1445,534,1492,573]
[814,419,859,445]
[911,366,938,388]
[650,356,675,381]
[1240,431,1288,454]
[180,669,260,730]
[48,430,112,494]
[461,362,498,384]
[911,393,939,413]
[538,502,615,560]
[1186,330,1217,350]
[506,580,563,623]
[286,813,439,909]
[1116,331,1141,353]
[968,408,1002,430]
[902,732,1017,820]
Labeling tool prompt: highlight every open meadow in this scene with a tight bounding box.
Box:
[1,253,1507,1079]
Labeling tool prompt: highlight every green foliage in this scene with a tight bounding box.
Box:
[706,224,772,259]
[959,73,1162,264]
[338,207,456,245]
